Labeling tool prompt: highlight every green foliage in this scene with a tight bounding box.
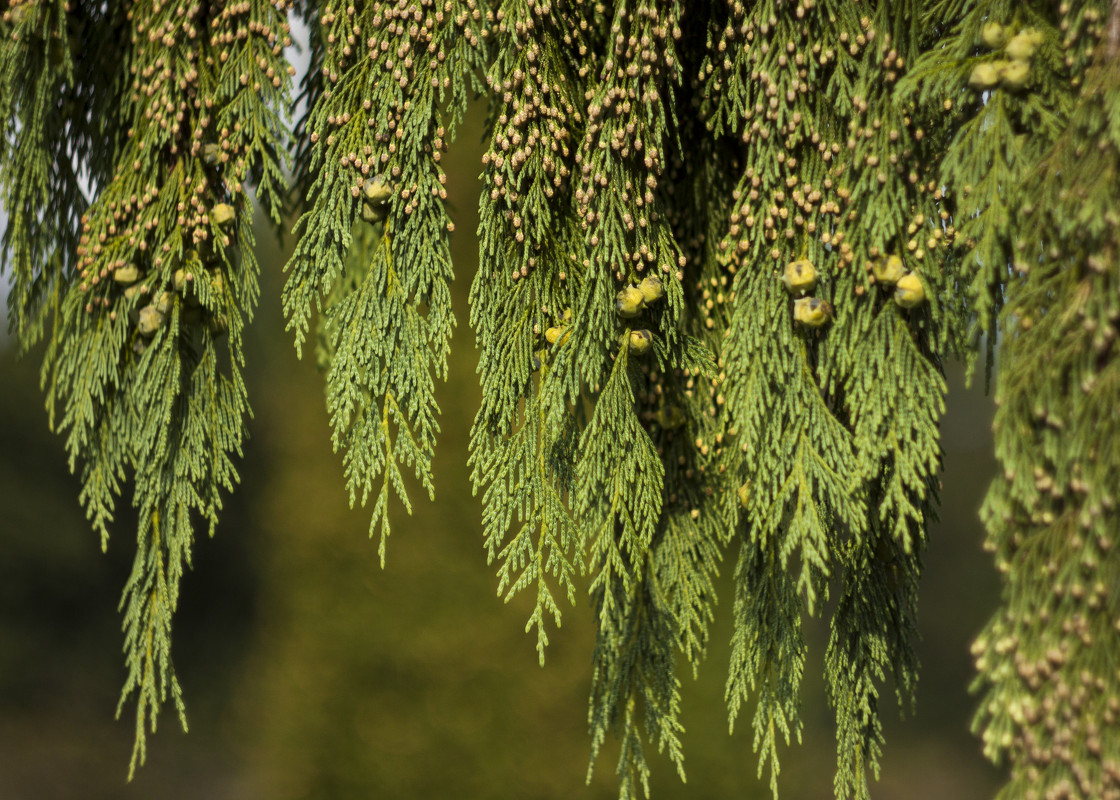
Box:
[899,0,1071,378]
[970,12,1120,800]
[283,0,487,560]
[2,0,293,776]
[903,3,1120,799]
[4,0,1120,798]
[0,0,95,350]
[469,0,589,663]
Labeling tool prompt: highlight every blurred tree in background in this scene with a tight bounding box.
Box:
[1,1,1118,799]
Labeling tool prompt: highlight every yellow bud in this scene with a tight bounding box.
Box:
[782,258,817,294]
[638,275,664,304]
[737,481,751,509]
[545,326,570,346]
[137,305,166,336]
[362,175,392,204]
[1004,31,1039,61]
[154,291,174,316]
[999,59,1030,88]
[969,62,1003,89]
[562,307,572,323]
[113,265,141,285]
[793,296,833,328]
[979,22,1006,49]
[894,272,927,308]
[211,203,235,228]
[871,254,905,285]
[616,286,645,318]
[628,328,652,355]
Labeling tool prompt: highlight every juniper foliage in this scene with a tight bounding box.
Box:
[905,3,1120,799]
[2,0,1119,798]
[1,0,294,776]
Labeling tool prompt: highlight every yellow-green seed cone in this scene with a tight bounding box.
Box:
[137,306,165,336]
[638,275,664,304]
[208,313,230,336]
[154,291,174,316]
[211,203,235,228]
[616,286,645,318]
[361,202,387,224]
[113,265,141,285]
[782,258,817,294]
[894,272,927,308]
[980,21,1006,49]
[999,59,1030,89]
[793,296,832,328]
[628,328,652,355]
[969,62,1003,89]
[872,254,905,285]
[545,326,570,346]
[1004,31,1040,61]
[362,175,392,204]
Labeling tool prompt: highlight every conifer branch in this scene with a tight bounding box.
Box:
[0,0,92,350]
[285,0,487,558]
[972,15,1120,797]
[9,3,1120,798]
[469,0,587,663]
[2,0,296,771]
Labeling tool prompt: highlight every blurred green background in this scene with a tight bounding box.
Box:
[0,106,1006,799]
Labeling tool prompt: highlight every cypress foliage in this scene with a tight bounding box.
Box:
[906,3,1120,798]
[1,1,1118,798]
[2,0,294,776]
[970,10,1120,800]
[283,0,487,561]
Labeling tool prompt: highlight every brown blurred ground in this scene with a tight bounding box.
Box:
[0,105,1004,799]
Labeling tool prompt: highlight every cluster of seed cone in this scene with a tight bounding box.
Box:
[781,253,926,329]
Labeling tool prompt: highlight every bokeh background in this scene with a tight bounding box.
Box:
[0,103,1006,799]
